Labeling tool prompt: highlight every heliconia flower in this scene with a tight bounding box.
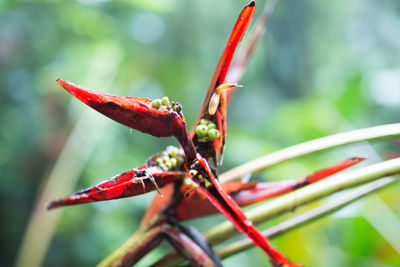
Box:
[49,2,331,266]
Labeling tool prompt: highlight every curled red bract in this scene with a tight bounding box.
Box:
[48,169,186,209]
[57,79,197,159]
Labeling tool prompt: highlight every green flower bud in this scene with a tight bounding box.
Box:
[156,157,163,165]
[208,128,220,141]
[161,156,170,163]
[207,122,217,130]
[166,146,178,157]
[199,118,208,125]
[159,163,168,171]
[161,96,170,107]
[195,124,208,137]
[172,103,182,113]
[165,160,172,170]
[170,158,177,168]
[151,99,162,109]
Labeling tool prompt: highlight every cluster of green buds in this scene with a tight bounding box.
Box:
[155,145,186,171]
[195,118,221,143]
[150,96,182,113]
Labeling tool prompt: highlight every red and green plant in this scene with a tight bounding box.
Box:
[48,1,400,266]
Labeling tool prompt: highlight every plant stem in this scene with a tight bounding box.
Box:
[206,157,400,245]
[98,228,162,267]
[154,159,400,267]
[217,176,397,258]
[220,123,400,183]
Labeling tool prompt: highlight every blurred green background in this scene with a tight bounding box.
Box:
[1,0,400,266]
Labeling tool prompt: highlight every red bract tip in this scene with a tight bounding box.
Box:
[47,169,185,209]
[57,79,178,137]
[299,156,365,186]
[57,79,197,159]
[192,2,256,159]
[230,156,365,207]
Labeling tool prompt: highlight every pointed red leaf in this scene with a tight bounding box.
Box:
[57,79,197,159]
[48,169,185,209]
[192,1,256,159]
[297,156,365,185]
[193,155,298,267]
[201,1,256,106]
[175,157,364,220]
[234,156,365,206]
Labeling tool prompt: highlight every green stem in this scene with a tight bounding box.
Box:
[206,157,400,245]
[217,176,397,258]
[220,123,400,183]
[153,158,400,267]
[98,227,162,267]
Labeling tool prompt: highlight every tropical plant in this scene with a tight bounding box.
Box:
[48,1,400,266]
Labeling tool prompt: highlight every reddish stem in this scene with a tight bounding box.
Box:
[194,155,299,267]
